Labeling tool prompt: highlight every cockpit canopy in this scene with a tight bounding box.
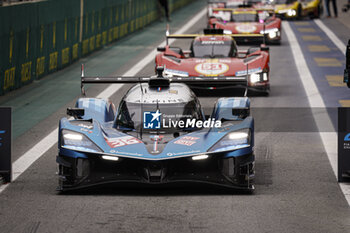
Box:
[114,83,205,132]
[191,36,237,58]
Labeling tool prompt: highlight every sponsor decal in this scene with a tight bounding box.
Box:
[143,111,222,129]
[235,67,262,76]
[235,24,257,33]
[163,118,221,129]
[344,133,350,149]
[105,135,142,148]
[345,133,350,141]
[78,123,93,129]
[194,59,206,63]
[201,41,224,45]
[80,128,93,133]
[144,110,162,129]
[218,127,231,133]
[166,150,201,156]
[164,68,189,77]
[174,136,199,146]
[109,150,143,156]
[195,61,229,76]
[219,59,232,63]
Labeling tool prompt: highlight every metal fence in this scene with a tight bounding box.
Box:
[0,0,192,95]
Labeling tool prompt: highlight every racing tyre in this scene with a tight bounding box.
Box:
[312,5,321,18]
[347,82,350,88]
[296,5,302,20]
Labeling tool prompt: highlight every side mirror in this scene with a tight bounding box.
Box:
[157,47,166,52]
[247,47,259,55]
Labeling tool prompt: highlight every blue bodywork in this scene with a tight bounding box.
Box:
[59,97,254,160]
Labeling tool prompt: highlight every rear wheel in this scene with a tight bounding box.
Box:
[312,5,321,18]
[296,4,302,20]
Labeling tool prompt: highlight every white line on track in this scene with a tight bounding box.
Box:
[283,21,350,206]
[0,7,207,194]
[314,19,346,55]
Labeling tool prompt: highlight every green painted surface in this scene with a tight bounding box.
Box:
[0,0,206,139]
[0,0,193,95]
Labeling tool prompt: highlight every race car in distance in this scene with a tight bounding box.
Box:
[155,29,270,94]
[208,8,282,44]
[208,0,323,19]
[56,66,255,191]
[272,0,323,19]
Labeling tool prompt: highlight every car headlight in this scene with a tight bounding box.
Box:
[163,69,189,77]
[287,9,296,16]
[260,28,280,39]
[249,72,268,83]
[61,129,102,153]
[208,129,251,153]
[192,154,209,160]
[224,29,232,34]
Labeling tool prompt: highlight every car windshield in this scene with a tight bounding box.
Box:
[115,101,204,133]
[192,40,235,58]
[232,13,258,22]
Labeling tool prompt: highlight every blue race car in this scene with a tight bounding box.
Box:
[56,66,255,191]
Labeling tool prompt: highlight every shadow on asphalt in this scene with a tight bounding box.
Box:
[57,183,255,196]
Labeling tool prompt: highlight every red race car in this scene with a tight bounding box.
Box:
[209,8,282,44]
[155,29,270,94]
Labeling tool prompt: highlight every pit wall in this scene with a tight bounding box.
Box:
[0,0,193,95]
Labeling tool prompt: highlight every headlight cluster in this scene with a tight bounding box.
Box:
[192,154,209,161]
[208,128,251,153]
[223,29,232,35]
[287,9,297,16]
[249,72,268,83]
[260,28,280,39]
[61,129,102,153]
[277,9,296,17]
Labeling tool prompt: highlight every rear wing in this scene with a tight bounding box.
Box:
[166,32,265,45]
[207,0,262,4]
[207,0,261,8]
[211,8,234,11]
[211,7,275,13]
[254,8,275,14]
[80,65,249,96]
